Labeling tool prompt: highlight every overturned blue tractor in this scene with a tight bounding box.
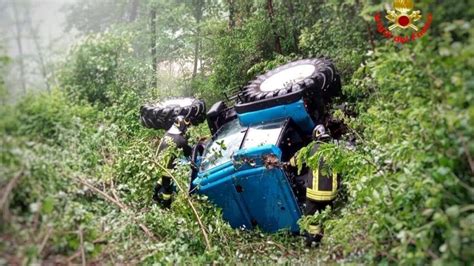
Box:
[140,58,342,233]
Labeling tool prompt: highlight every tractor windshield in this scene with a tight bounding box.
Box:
[241,119,286,149]
[200,119,288,172]
[200,119,246,171]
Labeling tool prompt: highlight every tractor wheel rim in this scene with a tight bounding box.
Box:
[158,98,195,107]
[260,64,315,92]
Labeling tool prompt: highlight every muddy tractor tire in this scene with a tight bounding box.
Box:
[236,58,341,122]
[140,97,206,130]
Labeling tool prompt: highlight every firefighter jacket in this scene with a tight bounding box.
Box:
[289,144,339,202]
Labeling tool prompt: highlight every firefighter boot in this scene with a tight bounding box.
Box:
[305,224,323,247]
[153,178,172,208]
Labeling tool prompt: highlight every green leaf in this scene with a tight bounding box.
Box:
[445,206,460,219]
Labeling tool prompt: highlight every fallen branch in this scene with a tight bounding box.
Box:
[110,180,127,210]
[67,251,81,263]
[67,234,110,264]
[75,177,158,242]
[156,163,211,250]
[38,227,53,255]
[460,135,474,175]
[78,227,86,266]
[426,249,439,260]
[266,240,297,256]
[77,178,124,208]
[0,170,24,212]
[110,180,120,201]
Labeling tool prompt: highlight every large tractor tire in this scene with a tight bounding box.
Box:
[236,58,341,122]
[140,97,206,130]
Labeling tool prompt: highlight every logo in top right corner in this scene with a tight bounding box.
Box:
[374,0,432,44]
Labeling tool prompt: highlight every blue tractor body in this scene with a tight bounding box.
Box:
[192,99,315,233]
[237,99,315,133]
[194,144,301,232]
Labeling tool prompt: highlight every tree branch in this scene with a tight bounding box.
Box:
[459,135,474,175]
[0,170,24,214]
[74,177,158,242]
[155,163,211,250]
[78,227,86,266]
[38,226,53,255]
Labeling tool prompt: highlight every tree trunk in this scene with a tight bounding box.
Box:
[244,1,252,16]
[192,37,199,79]
[11,0,26,94]
[150,9,157,88]
[199,40,203,75]
[25,6,50,92]
[128,0,139,22]
[286,0,299,52]
[227,0,235,29]
[192,0,203,80]
[266,0,282,54]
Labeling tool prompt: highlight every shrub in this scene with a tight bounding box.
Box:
[299,2,368,82]
[14,89,96,141]
[196,13,274,104]
[299,19,474,264]
[60,32,149,106]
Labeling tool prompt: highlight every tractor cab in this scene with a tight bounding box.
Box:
[192,117,308,232]
[141,58,341,233]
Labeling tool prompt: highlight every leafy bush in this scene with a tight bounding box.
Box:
[0,51,9,102]
[14,90,96,141]
[1,1,473,264]
[196,13,274,104]
[59,32,149,106]
[299,19,474,264]
[299,2,368,82]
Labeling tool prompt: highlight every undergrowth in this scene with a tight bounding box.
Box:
[0,89,318,264]
[299,20,474,264]
[1,7,473,266]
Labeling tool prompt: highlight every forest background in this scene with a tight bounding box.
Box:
[0,0,473,264]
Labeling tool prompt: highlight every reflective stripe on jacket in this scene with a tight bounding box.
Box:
[306,168,338,201]
[289,144,338,202]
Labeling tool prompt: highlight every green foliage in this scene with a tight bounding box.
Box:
[59,32,149,106]
[13,90,96,141]
[299,1,368,81]
[197,13,274,104]
[1,0,473,264]
[63,0,131,33]
[0,50,9,102]
[246,54,297,78]
[298,19,474,264]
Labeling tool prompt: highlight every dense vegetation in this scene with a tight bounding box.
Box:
[1,0,473,264]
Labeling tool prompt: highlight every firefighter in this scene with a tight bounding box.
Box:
[153,115,192,208]
[288,124,339,246]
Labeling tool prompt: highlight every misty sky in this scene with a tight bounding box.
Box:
[3,0,76,56]
[1,0,77,96]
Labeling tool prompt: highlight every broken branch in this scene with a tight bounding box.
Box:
[74,177,158,242]
[0,170,24,212]
[78,227,86,266]
[156,163,211,250]
[38,227,53,255]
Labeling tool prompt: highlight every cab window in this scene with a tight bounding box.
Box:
[241,119,286,149]
[200,119,246,171]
